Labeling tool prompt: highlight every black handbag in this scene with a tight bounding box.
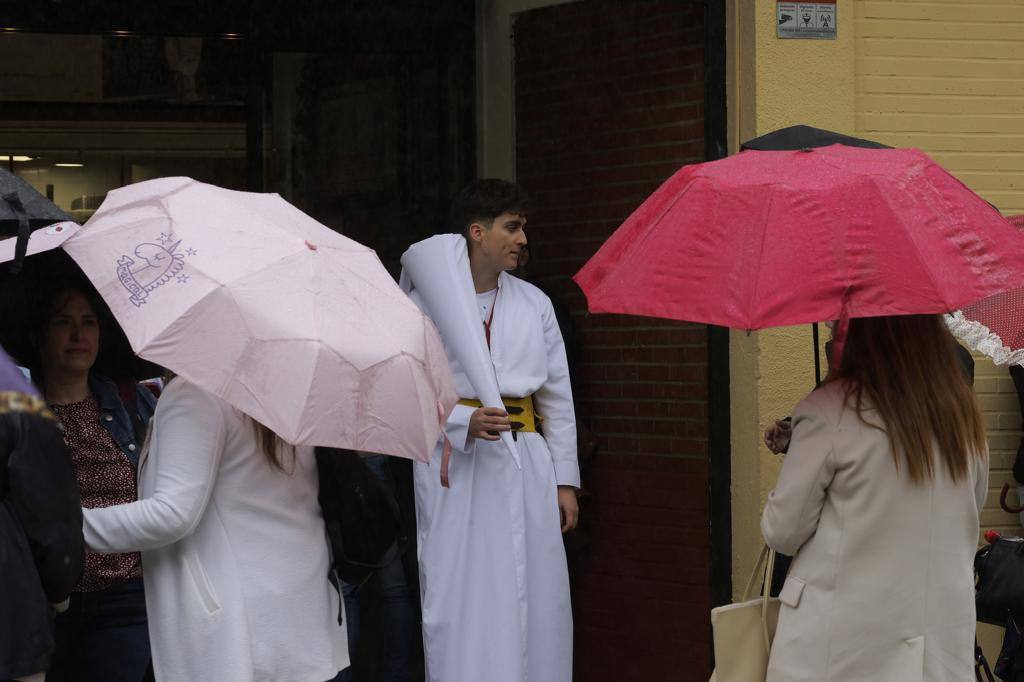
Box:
[315,447,406,586]
[976,536,1024,626]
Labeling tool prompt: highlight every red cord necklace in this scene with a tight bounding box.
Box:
[483,286,499,348]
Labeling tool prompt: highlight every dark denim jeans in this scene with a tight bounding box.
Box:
[47,578,151,682]
[334,455,417,682]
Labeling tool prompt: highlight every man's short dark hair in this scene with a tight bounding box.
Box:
[449,179,530,238]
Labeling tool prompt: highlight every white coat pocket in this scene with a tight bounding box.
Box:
[778,576,806,609]
[184,553,221,615]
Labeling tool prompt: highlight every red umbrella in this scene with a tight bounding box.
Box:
[574,146,1024,329]
[946,214,1024,366]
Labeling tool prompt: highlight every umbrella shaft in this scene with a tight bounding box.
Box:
[813,322,822,387]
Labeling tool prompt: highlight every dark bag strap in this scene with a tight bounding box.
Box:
[115,379,148,447]
[3,191,30,275]
[976,638,995,682]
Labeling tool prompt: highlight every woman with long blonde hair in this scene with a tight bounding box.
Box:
[762,314,988,682]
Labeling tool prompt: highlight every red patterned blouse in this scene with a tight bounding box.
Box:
[52,395,143,592]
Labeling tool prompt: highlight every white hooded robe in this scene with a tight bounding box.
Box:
[401,235,578,682]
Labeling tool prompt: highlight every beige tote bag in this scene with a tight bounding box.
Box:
[708,545,781,682]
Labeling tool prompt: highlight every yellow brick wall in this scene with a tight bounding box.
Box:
[975,358,1023,535]
[855,0,1024,535]
[855,0,1024,215]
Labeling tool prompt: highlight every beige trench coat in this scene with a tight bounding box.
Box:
[762,380,988,682]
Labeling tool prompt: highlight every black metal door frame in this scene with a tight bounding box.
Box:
[703,0,732,662]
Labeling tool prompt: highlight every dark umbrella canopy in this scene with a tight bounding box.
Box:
[0,248,164,382]
[741,124,891,152]
[0,171,158,381]
[0,168,73,274]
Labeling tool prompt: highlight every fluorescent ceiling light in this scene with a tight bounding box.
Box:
[55,163,84,168]
[0,155,33,162]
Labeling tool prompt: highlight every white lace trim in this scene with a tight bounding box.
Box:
[945,310,1024,366]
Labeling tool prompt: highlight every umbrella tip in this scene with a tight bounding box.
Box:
[305,240,318,251]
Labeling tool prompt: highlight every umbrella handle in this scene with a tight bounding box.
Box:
[3,191,30,275]
[1000,483,1024,514]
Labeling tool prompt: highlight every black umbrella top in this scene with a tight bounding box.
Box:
[740,124,892,152]
[0,168,72,233]
[0,167,74,274]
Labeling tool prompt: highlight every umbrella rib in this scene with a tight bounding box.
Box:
[874,175,948,313]
[743,187,776,329]
[72,211,168,243]
[137,280,254,387]
[89,180,193,223]
[319,259,412,353]
[320,247,411,304]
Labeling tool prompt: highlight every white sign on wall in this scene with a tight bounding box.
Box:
[777,1,837,40]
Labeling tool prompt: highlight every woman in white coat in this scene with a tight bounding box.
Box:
[81,377,349,682]
[762,314,988,682]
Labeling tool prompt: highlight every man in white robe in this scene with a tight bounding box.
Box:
[400,179,579,682]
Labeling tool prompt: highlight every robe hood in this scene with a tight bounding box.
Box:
[400,234,519,463]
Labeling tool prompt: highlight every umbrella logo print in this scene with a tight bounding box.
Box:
[115,233,191,307]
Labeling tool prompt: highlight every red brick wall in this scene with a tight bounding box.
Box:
[513,2,710,680]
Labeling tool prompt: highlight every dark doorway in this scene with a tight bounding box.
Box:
[513,2,717,679]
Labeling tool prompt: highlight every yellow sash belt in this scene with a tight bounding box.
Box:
[457,395,541,433]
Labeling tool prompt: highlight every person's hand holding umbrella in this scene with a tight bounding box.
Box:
[764,419,792,455]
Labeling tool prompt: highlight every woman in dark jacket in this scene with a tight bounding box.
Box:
[22,279,156,682]
[0,345,84,682]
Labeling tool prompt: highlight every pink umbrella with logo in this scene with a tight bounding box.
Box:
[62,177,458,462]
